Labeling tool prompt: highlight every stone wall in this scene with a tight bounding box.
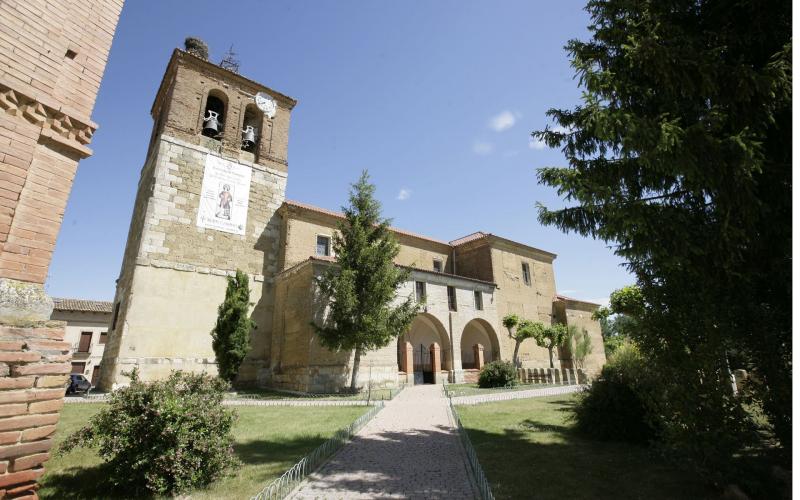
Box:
[0,322,70,498]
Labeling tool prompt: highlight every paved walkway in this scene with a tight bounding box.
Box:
[290,384,478,499]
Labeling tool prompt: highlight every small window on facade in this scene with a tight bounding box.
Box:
[522,262,532,286]
[316,235,331,257]
[78,332,92,353]
[111,302,120,331]
[99,331,108,344]
[415,281,426,303]
[447,286,457,311]
[474,290,483,310]
[433,259,443,273]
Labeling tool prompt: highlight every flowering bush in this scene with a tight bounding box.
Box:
[60,369,238,495]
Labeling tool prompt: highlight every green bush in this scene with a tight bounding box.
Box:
[571,342,656,444]
[60,370,239,495]
[478,360,518,388]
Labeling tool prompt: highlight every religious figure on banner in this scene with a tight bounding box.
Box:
[217,183,233,220]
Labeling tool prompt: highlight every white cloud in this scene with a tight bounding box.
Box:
[396,188,411,201]
[489,110,517,132]
[528,136,546,150]
[472,141,494,155]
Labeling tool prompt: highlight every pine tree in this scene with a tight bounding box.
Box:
[211,270,256,384]
[313,171,419,391]
[534,0,791,468]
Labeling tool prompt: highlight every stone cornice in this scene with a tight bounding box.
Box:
[0,81,95,158]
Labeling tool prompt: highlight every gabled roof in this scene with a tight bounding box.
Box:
[52,298,113,313]
[449,231,490,246]
[554,294,602,307]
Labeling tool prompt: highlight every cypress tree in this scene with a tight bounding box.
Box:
[211,270,256,384]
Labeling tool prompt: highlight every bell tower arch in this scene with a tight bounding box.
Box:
[99,41,297,390]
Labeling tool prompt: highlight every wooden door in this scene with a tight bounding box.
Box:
[91,365,101,385]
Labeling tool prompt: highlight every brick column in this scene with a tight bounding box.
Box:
[472,343,484,370]
[400,341,413,375]
[429,343,441,384]
[0,322,69,498]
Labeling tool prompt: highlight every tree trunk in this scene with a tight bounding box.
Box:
[350,348,362,392]
[548,347,554,369]
[512,339,522,367]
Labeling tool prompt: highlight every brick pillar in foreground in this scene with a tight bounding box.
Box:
[0,1,124,497]
[0,325,69,498]
[400,341,413,375]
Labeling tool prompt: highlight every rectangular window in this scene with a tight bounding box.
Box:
[415,281,426,303]
[316,235,331,257]
[433,259,443,273]
[99,331,108,344]
[522,262,531,286]
[71,362,86,374]
[111,302,120,331]
[447,286,457,311]
[78,332,92,353]
[474,290,483,310]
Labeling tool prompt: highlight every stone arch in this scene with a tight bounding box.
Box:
[460,318,500,369]
[201,89,228,139]
[397,313,451,377]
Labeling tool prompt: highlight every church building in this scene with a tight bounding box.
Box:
[98,45,605,392]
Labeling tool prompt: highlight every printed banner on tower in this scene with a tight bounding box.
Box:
[196,154,252,235]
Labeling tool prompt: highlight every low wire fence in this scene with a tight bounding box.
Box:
[447,391,495,500]
[251,402,385,500]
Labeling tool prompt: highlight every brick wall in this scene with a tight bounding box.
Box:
[0,322,68,498]
[0,0,124,284]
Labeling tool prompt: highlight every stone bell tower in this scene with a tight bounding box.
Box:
[99,43,297,389]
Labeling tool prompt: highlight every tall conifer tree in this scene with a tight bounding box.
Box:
[314,171,419,391]
[534,0,791,468]
[211,270,256,384]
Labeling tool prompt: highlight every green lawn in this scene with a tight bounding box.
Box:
[40,403,370,499]
[444,383,559,397]
[457,395,715,500]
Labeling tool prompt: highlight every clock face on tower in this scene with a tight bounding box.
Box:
[255,92,277,119]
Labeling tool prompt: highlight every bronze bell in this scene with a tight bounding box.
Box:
[241,125,257,149]
[203,110,221,135]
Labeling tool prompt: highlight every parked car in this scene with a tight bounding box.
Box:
[66,373,92,395]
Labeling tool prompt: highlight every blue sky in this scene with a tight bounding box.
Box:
[46,0,632,303]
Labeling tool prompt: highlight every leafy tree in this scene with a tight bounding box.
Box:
[533,323,568,369]
[501,313,545,367]
[313,171,419,391]
[533,0,791,470]
[593,286,641,357]
[211,269,256,384]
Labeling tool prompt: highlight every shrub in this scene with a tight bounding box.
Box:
[60,369,239,496]
[212,269,257,384]
[478,360,518,388]
[571,341,656,444]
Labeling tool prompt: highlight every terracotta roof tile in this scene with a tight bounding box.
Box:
[52,298,113,313]
[449,231,490,246]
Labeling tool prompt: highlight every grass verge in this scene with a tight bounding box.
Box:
[456,395,715,500]
[444,383,560,397]
[40,403,370,499]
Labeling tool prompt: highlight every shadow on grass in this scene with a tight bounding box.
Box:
[40,434,336,500]
[461,414,717,500]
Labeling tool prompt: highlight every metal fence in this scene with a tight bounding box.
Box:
[250,402,386,500]
[447,392,495,500]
